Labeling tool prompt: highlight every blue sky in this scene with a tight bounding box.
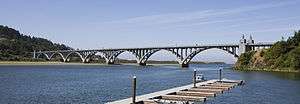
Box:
[1,0,300,63]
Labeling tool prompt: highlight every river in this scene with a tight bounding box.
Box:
[0,64,299,104]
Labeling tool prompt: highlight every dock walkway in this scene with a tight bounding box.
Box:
[106,79,243,104]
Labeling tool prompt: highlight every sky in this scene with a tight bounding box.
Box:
[1,0,300,63]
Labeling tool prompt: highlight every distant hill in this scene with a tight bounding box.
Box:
[0,25,73,61]
[234,30,300,72]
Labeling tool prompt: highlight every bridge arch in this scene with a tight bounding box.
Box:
[108,50,140,64]
[49,52,66,62]
[182,47,238,65]
[138,49,184,65]
[65,51,85,62]
[36,52,50,60]
[84,51,109,63]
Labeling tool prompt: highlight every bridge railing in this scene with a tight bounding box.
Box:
[252,42,275,45]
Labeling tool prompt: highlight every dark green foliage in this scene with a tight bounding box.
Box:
[237,51,255,66]
[0,25,72,61]
[287,30,300,47]
[235,30,300,71]
[264,41,288,61]
[285,46,300,70]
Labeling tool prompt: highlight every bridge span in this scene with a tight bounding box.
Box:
[33,36,273,67]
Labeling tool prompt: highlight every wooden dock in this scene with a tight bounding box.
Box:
[106,79,244,104]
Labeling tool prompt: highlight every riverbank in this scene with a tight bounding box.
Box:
[234,31,300,73]
[234,49,299,73]
[234,67,299,73]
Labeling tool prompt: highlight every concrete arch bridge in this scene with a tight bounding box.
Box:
[33,37,273,67]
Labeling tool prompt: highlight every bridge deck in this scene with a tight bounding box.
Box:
[35,44,241,53]
[34,42,274,53]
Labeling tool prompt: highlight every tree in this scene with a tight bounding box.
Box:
[0,25,73,61]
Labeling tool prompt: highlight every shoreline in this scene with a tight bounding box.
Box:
[234,67,299,73]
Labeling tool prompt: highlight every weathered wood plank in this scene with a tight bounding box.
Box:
[188,88,223,93]
[160,95,206,102]
[213,82,238,86]
[176,91,216,97]
[195,86,230,90]
[204,83,236,88]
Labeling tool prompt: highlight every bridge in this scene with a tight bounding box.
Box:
[33,35,274,67]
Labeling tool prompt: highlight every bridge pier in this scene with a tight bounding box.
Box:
[180,63,189,68]
[107,61,115,65]
[138,62,146,66]
[83,60,89,63]
[64,59,70,62]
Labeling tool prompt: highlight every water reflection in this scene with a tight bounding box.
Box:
[271,71,300,80]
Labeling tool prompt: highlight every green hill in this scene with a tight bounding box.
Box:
[0,25,72,61]
[234,30,300,72]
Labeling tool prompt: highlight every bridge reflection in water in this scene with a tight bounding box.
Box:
[33,36,273,67]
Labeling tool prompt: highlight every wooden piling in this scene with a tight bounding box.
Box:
[193,69,196,88]
[132,76,136,104]
[219,68,222,82]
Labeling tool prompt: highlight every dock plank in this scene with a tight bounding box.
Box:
[195,86,230,90]
[176,91,216,97]
[160,95,206,102]
[106,79,242,104]
[188,88,223,93]
[204,83,236,88]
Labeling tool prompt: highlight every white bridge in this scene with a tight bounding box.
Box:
[33,36,273,67]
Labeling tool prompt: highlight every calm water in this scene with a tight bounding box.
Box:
[0,64,299,104]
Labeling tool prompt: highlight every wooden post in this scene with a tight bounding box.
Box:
[132,76,136,104]
[193,69,196,88]
[219,67,222,82]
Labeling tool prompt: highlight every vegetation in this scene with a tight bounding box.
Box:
[235,30,300,72]
[0,25,72,61]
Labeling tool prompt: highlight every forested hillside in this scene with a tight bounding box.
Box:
[0,25,72,61]
[234,30,300,72]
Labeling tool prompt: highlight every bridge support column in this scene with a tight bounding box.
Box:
[82,60,89,63]
[33,50,36,59]
[138,62,146,66]
[65,59,70,62]
[180,63,189,68]
[107,61,115,65]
